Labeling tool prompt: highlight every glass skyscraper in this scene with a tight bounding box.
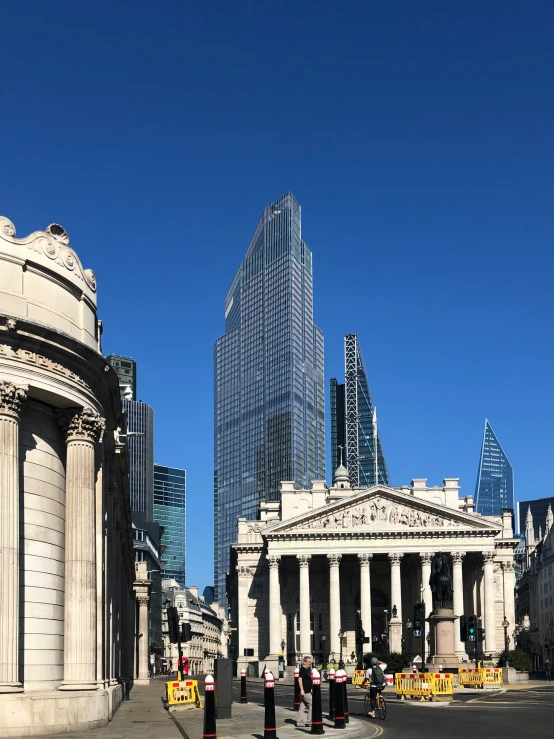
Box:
[475,419,514,517]
[214,192,325,604]
[517,497,554,538]
[106,354,137,400]
[154,464,186,585]
[122,399,155,519]
[330,334,389,488]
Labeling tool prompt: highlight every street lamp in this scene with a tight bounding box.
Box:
[338,629,345,669]
[502,617,510,667]
[322,634,326,668]
[383,609,389,658]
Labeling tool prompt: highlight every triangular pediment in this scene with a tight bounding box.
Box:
[264,486,500,535]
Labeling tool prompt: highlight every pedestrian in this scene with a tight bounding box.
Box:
[545,659,551,682]
[296,655,313,728]
[169,659,173,676]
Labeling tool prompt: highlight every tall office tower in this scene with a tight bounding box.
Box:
[475,419,514,517]
[154,464,187,585]
[214,192,325,604]
[123,398,155,519]
[330,334,389,488]
[517,497,554,537]
[106,354,137,400]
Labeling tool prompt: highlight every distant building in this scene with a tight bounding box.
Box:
[106,354,137,400]
[475,420,514,517]
[330,334,389,487]
[154,464,187,585]
[518,497,554,538]
[214,192,325,605]
[132,516,164,657]
[123,399,155,520]
[203,586,215,605]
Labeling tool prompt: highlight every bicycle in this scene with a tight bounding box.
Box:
[364,687,386,720]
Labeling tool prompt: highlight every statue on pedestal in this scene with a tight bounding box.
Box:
[429,552,452,609]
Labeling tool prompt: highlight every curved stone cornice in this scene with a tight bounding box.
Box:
[0,379,28,418]
[0,216,96,293]
[62,408,105,444]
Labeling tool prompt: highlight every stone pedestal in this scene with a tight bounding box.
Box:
[428,608,459,668]
[389,618,403,654]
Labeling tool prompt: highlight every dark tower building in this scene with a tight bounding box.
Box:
[475,420,514,517]
[330,334,389,488]
[106,354,137,400]
[214,193,325,604]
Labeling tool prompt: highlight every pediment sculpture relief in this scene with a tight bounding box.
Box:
[300,497,454,530]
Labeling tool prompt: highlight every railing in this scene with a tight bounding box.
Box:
[395,672,454,700]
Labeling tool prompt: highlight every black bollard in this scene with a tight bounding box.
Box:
[333,670,345,729]
[240,669,248,704]
[343,671,349,725]
[294,667,300,711]
[203,674,217,739]
[310,668,325,735]
[328,669,335,720]
[264,670,278,739]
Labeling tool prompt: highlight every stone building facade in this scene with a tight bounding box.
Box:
[229,464,518,675]
[0,216,136,736]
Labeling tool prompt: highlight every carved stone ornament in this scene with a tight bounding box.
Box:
[300,496,452,531]
[420,552,434,565]
[297,554,311,567]
[483,551,496,564]
[357,553,373,564]
[267,554,281,568]
[452,551,466,564]
[0,216,97,292]
[388,553,403,565]
[0,380,28,418]
[502,561,515,573]
[137,596,150,607]
[63,408,105,444]
[327,553,342,567]
[237,565,252,578]
[5,318,16,331]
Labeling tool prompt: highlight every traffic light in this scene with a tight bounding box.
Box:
[460,615,467,641]
[181,623,192,642]
[478,627,485,643]
[413,602,425,638]
[467,615,477,642]
[167,606,179,644]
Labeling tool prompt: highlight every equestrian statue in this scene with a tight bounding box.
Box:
[429,552,452,609]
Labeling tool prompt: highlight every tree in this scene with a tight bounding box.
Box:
[361,651,406,675]
[496,649,532,672]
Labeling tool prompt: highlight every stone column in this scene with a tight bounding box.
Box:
[137,596,150,682]
[502,561,516,645]
[298,555,311,656]
[358,554,372,644]
[388,554,403,653]
[60,408,105,690]
[483,552,497,654]
[328,554,342,656]
[237,564,252,665]
[420,553,434,617]
[268,554,282,655]
[0,381,27,693]
[452,552,466,657]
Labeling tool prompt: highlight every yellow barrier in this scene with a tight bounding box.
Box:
[351,670,366,686]
[482,667,503,686]
[165,679,202,708]
[395,672,432,701]
[430,673,454,697]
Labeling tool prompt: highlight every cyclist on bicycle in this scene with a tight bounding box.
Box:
[362,657,387,718]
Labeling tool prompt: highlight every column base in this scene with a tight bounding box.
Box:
[264,654,280,677]
[59,680,99,691]
[389,618,403,654]
[0,682,24,694]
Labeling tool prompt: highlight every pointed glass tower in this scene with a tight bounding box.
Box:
[474,420,514,516]
[214,193,325,604]
[330,334,389,488]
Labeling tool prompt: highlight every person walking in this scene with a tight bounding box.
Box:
[545,659,551,682]
[296,655,313,727]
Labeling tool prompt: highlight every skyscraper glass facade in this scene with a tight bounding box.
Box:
[106,354,137,400]
[475,419,514,517]
[330,334,389,488]
[122,399,155,519]
[518,497,554,538]
[154,464,186,586]
[214,192,325,604]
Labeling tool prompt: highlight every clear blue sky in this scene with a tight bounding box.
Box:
[2,1,553,592]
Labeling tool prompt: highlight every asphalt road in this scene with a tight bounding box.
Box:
[234,680,554,739]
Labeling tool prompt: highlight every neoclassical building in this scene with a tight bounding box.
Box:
[0,216,136,736]
[229,464,518,675]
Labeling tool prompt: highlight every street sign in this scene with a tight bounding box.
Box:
[413,629,421,638]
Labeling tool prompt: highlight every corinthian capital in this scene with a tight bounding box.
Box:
[452,551,466,564]
[297,554,311,568]
[502,561,514,573]
[483,551,496,564]
[357,553,373,565]
[62,408,105,444]
[420,552,434,565]
[388,553,403,566]
[267,554,281,569]
[327,553,342,567]
[0,380,28,418]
